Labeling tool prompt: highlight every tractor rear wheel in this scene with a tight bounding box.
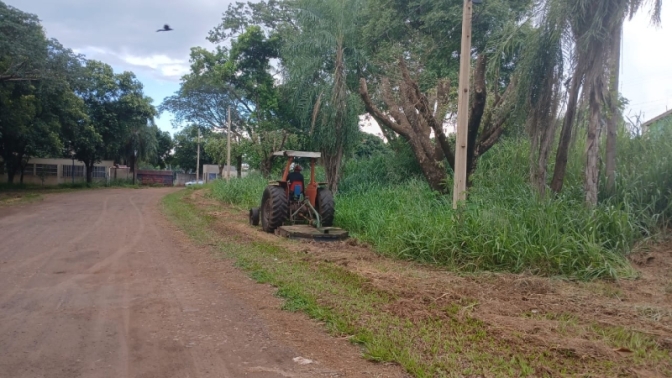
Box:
[261,185,288,233]
[316,188,334,227]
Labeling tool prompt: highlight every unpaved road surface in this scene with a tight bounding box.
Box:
[0,189,405,378]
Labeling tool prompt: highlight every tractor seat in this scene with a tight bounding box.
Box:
[289,181,303,200]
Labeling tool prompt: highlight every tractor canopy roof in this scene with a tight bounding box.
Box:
[272,150,321,158]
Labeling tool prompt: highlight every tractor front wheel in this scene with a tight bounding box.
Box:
[316,188,335,227]
[249,208,260,226]
[261,186,288,233]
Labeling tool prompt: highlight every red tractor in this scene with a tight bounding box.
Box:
[249,151,347,240]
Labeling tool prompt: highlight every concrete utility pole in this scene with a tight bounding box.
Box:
[452,0,475,209]
[226,106,231,181]
[196,127,201,182]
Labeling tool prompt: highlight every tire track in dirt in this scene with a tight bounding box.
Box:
[0,188,408,378]
[2,194,109,270]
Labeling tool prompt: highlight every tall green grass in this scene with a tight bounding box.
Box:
[209,128,672,280]
[336,178,635,279]
[209,172,268,209]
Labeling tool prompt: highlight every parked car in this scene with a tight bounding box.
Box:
[185,180,204,186]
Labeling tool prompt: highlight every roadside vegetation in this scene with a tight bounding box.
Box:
[164,188,672,377]
[209,123,672,280]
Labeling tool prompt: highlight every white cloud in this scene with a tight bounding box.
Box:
[6,0,225,82]
[122,54,189,78]
[622,5,672,122]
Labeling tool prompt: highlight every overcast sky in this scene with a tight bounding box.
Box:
[6,0,671,136]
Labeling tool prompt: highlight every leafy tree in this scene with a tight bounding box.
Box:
[359,0,530,193]
[0,18,87,183]
[116,88,158,175]
[208,0,298,43]
[176,26,293,177]
[171,124,214,174]
[204,133,247,178]
[353,131,389,159]
[0,1,47,82]
[155,129,173,169]
[0,2,160,185]
[73,61,156,182]
[159,47,241,132]
[222,26,292,176]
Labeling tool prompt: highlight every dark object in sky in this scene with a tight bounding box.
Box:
[156,24,173,32]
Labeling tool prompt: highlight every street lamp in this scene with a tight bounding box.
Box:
[70,149,76,184]
[453,0,481,209]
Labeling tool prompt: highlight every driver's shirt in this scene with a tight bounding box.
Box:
[287,172,304,190]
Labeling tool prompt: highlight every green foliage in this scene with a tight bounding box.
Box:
[339,140,422,193]
[159,46,238,131]
[282,0,366,190]
[1,2,163,184]
[164,25,293,176]
[362,0,532,91]
[603,124,672,231]
[66,60,158,181]
[211,130,672,280]
[335,139,643,280]
[352,131,390,159]
[155,129,173,169]
[337,180,635,280]
[0,6,87,183]
[207,0,298,44]
[209,172,268,209]
[0,1,47,82]
[170,124,214,174]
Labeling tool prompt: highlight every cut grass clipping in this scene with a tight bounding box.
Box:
[162,189,671,377]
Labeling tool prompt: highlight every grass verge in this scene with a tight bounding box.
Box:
[0,180,144,208]
[162,188,671,377]
[0,192,43,207]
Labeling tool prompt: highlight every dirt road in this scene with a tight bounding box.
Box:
[0,188,405,378]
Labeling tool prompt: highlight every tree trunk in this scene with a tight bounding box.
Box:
[401,137,448,193]
[532,119,558,197]
[359,76,449,194]
[584,81,604,206]
[358,55,514,195]
[4,155,18,184]
[260,155,274,178]
[527,59,562,196]
[323,146,344,193]
[236,155,242,178]
[322,39,348,193]
[550,69,584,194]
[605,23,622,194]
[466,54,488,186]
[85,161,94,183]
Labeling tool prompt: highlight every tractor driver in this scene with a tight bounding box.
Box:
[287,164,305,196]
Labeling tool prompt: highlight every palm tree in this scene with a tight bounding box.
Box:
[121,123,158,180]
[282,0,365,192]
[518,0,662,205]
